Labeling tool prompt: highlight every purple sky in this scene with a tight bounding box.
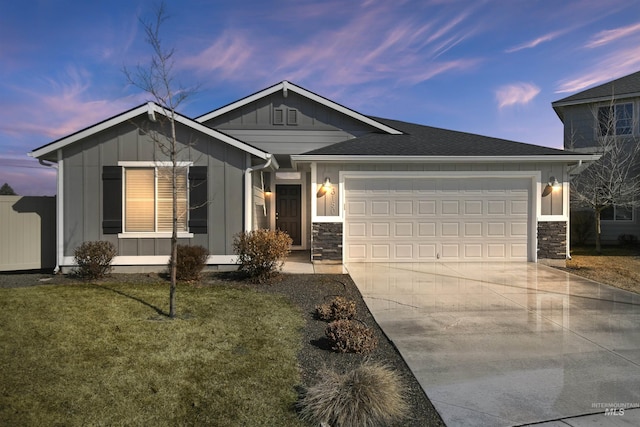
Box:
[2,0,640,195]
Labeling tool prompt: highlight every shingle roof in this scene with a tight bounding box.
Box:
[552,71,640,105]
[302,117,575,157]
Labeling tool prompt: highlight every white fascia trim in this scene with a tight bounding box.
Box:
[195,81,403,135]
[29,104,149,158]
[118,161,193,167]
[292,155,601,166]
[29,103,272,161]
[61,255,239,266]
[117,232,194,239]
[552,92,640,109]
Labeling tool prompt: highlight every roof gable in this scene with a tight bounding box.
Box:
[29,102,272,161]
[552,70,640,107]
[195,81,403,135]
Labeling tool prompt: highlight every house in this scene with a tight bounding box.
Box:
[29,81,598,272]
[552,71,640,244]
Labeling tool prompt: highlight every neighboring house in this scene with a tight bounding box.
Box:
[30,81,597,271]
[552,71,640,244]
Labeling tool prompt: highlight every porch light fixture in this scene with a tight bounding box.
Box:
[317,178,332,198]
[264,186,271,196]
[542,176,561,197]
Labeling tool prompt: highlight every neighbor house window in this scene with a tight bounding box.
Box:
[124,167,188,232]
[598,103,633,136]
[601,205,633,221]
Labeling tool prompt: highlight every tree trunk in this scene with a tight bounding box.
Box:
[595,209,602,255]
[169,116,178,318]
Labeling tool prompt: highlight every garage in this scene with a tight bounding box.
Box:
[344,176,531,262]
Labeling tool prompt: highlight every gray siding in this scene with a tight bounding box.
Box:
[201,91,377,154]
[62,116,248,259]
[559,99,640,239]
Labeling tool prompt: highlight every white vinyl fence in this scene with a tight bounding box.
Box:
[0,196,56,271]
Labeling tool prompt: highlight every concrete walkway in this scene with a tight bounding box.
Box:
[281,251,347,274]
[346,262,640,427]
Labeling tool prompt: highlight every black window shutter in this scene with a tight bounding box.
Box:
[102,166,122,234]
[189,166,208,234]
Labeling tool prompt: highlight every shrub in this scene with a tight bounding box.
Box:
[315,296,356,321]
[170,244,209,281]
[325,319,378,353]
[618,234,638,246]
[571,210,594,246]
[299,361,409,427]
[233,229,292,283]
[73,241,117,280]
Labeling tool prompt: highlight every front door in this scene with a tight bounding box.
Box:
[276,184,301,245]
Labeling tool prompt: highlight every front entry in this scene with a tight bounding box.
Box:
[276,184,302,245]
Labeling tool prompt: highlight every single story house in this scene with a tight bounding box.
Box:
[29,81,598,271]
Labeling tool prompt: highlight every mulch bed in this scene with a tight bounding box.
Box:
[0,270,445,426]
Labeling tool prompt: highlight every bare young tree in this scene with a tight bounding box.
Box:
[570,98,640,253]
[124,2,196,318]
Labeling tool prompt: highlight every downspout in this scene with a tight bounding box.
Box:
[244,154,273,232]
[37,155,64,273]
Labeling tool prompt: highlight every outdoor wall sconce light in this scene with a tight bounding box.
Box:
[316,177,332,198]
[542,176,561,197]
[264,186,272,196]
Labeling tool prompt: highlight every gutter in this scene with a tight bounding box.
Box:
[244,154,277,232]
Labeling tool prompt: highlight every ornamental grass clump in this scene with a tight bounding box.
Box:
[73,240,117,280]
[315,296,357,321]
[299,361,409,427]
[325,319,378,353]
[233,229,292,283]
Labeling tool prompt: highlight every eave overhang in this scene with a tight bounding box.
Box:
[291,154,601,168]
[29,102,273,162]
[195,81,404,135]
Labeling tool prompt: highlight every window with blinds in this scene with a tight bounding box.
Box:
[124,167,188,232]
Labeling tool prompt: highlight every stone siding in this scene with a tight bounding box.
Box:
[538,221,567,260]
[311,222,343,263]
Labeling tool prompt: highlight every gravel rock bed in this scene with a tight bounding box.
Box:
[0,270,444,426]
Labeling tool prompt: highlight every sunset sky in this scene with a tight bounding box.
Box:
[2,0,640,195]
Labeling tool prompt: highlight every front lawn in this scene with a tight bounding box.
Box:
[0,282,305,426]
[565,245,640,294]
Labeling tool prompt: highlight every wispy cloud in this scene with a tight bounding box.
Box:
[506,30,564,53]
[179,1,480,97]
[555,44,640,93]
[496,83,540,109]
[585,21,640,48]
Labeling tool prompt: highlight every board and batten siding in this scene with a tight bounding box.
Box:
[200,91,377,155]
[0,196,56,271]
[61,118,247,260]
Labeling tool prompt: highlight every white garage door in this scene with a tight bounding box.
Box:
[344,177,530,262]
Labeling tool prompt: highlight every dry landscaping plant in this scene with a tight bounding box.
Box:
[170,244,208,281]
[299,361,409,427]
[233,229,292,283]
[315,296,356,321]
[325,319,378,353]
[73,240,117,280]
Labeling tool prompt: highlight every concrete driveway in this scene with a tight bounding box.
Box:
[346,262,640,426]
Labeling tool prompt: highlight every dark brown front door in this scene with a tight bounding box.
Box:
[276,184,301,245]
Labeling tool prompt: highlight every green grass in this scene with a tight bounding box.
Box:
[0,282,306,426]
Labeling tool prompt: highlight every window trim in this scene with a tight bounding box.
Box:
[117,161,194,238]
[597,102,635,137]
[601,205,635,222]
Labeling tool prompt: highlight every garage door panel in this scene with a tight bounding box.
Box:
[371,222,390,237]
[345,177,530,262]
